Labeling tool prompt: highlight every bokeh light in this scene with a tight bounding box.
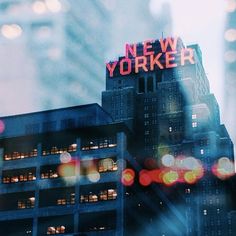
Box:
[32,1,47,14]
[226,0,236,12]
[139,170,152,186]
[60,152,72,163]
[87,170,100,183]
[58,161,76,177]
[121,168,135,186]
[161,154,175,167]
[0,120,5,134]
[224,50,236,63]
[184,171,198,184]
[162,170,179,186]
[224,28,236,42]
[1,24,22,39]
[45,0,62,13]
[144,158,158,169]
[212,157,235,180]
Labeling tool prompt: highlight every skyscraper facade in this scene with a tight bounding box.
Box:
[102,37,234,235]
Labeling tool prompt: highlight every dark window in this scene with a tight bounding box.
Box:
[147,76,154,92]
[138,77,145,93]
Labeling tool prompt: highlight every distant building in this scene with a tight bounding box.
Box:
[0,0,110,111]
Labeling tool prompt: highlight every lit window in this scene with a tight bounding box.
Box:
[57,193,75,205]
[192,122,197,128]
[200,149,204,155]
[42,143,77,156]
[18,197,35,209]
[203,209,207,215]
[47,226,65,235]
[185,188,191,194]
[98,159,117,173]
[192,114,197,119]
[4,149,38,161]
[169,127,172,132]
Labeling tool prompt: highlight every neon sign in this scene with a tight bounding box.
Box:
[106,37,195,78]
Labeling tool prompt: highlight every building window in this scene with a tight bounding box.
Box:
[4,149,38,161]
[203,209,207,215]
[192,122,198,128]
[200,149,204,155]
[42,143,77,156]
[81,137,117,151]
[2,170,36,184]
[192,114,197,119]
[98,159,117,173]
[169,127,172,132]
[80,189,117,203]
[185,188,191,194]
[57,193,75,205]
[47,226,65,235]
[138,77,145,93]
[41,169,59,179]
[18,197,35,209]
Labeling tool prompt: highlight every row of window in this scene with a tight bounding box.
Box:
[80,189,117,203]
[42,144,77,156]
[4,149,38,161]
[2,160,118,183]
[10,190,116,211]
[3,138,117,161]
[81,137,117,151]
[3,172,36,184]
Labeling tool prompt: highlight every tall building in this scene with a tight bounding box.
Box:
[102,37,234,235]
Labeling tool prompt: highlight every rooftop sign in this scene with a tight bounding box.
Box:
[106,37,195,78]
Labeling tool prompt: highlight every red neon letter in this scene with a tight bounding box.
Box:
[166,51,177,68]
[181,48,195,66]
[125,43,137,58]
[120,58,132,75]
[106,61,118,77]
[135,56,148,73]
[150,53,164,70]
[160,37,178,52]
[143,40,154,56]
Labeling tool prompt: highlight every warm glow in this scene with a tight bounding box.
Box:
[1,24,22,39]
[45,0,62,13]
[121,168,135,186]
[212,157,235,180]
[87,170,100,183]
[139,170,152,186]
[58,162,76,177]
[224,28,236,42]
[162,170,179,186]
[32,1,47,14]
[184,171,198,184]
[226,0,236,12]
